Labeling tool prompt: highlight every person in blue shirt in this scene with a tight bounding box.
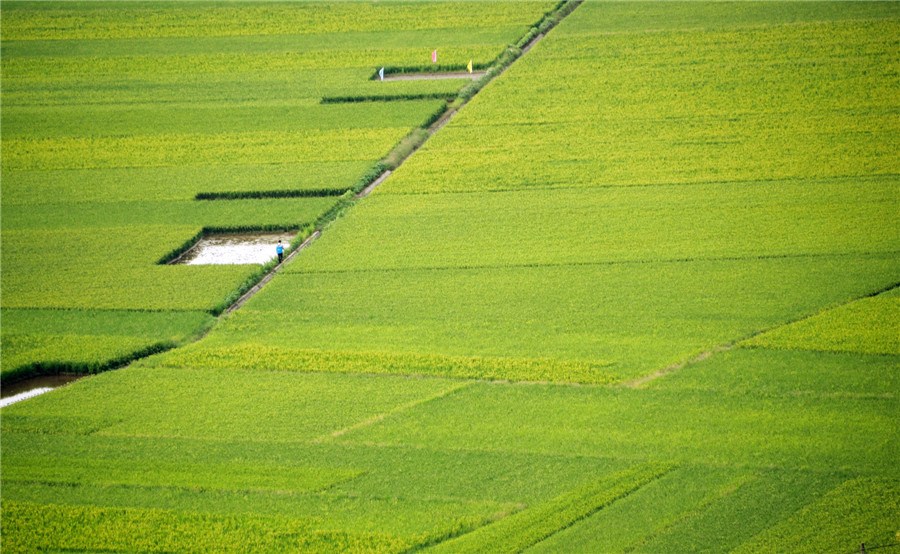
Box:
[276,240,284,263]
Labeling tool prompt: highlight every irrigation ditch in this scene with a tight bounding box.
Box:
[1,1,583,403]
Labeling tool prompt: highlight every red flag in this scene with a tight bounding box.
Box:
[432,49,437,63]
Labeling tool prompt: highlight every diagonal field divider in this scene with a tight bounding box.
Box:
[621,280,900,389]
[425,462,674,553]
[313,380,471,443]
[221,0,582,315]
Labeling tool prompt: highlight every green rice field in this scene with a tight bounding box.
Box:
[2,2,898,552]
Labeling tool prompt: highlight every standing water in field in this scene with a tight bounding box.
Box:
[171,232,296,265]
[1,375,83,408]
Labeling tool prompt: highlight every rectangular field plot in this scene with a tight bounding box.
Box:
[648,347,899,399]
[1,366,459,444]
[0,227,253,311]
[526,467,841,554]
[0,162,373,205]
[0,308,214,382]
[384,10,900,194]
[335,382,899,475]
[155,254,900,383]
[291,177,899,272]
[732,477,900,554]
[1,432,629,511]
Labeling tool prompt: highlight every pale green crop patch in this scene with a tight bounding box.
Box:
[742,289,900,355]
[1,501,418,554]
[293,177,899,271]
[733,478,900,554]
[336,382,899,475]
[2,128,412,171]
[648,348,899,399]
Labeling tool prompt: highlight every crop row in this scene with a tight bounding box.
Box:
[648,347,900,399]
[1,501,416,554]
[5,455,362,495]
[2,162,373,205]
[3,69,466,107]
[1,100,447,140]
[2,2,556,41]
[291,178,900,271]
[1,226,253,312]
[3,47,503,79]
[3,429,626,509]
[152,343,620,385]
[2,197,335,232]
[2,127,414,171]
[561,1,899,35]
[334,380,899,475]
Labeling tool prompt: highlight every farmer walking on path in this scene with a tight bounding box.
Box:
[276,240,284,263]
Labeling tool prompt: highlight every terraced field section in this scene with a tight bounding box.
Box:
[3,2,899,553]
[0,1,556,382]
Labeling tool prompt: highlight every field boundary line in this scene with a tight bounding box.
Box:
[380,172,900,197]
[620,471,756,553]
[623,280,900,388]
[286,250,900,277]
[621,344,735,389]
[312,381,471,444]
[534,465,676,550]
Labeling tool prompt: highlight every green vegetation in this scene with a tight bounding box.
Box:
[1,0,553,380]
[0,309,213,382]
[743,288,900,355]
[431,463,673,553]
[733,478,900,553]
[156,254,898,382]
[2,1,898,552]
[647,348,899,399]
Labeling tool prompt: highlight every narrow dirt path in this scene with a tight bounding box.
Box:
[220,7,573,315]
[223,230,321,315]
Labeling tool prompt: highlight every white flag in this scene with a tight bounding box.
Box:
[379,67,384,81]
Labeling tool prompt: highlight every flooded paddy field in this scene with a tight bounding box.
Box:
[171,232,297,265]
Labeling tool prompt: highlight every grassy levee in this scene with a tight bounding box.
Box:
[3,2,899,552]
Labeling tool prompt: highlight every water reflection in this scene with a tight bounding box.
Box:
[1,374,83,408]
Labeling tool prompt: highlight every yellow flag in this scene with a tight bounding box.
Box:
[467,60,473,73]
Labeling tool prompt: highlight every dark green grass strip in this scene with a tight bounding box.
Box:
[369,65,489,80]
[194,188,347,200]
[0,341,176,385]
[321,93,455,104]
[427,462,673,553]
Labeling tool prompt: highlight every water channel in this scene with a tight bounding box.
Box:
[1,374,83,408]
